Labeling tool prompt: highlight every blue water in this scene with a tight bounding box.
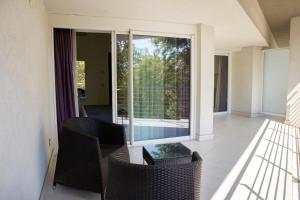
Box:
[123,125,190,141]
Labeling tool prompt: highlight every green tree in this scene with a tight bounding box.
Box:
[76,61,86,89]
[152,37,191,119]
[116,37,129,118]
[116,36,191,120]
[133,55,165,118]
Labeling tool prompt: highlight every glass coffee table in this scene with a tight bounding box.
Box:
[142,143,192,165]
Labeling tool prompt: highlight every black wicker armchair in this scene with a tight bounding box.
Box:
[53,117,127,199]
[105,150,202,200]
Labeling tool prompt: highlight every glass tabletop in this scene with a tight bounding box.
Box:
[143,143,192,160]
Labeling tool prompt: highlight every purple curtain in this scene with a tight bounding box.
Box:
[54,28,76,129]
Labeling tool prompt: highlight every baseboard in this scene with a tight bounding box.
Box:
[231,110,251,117]
[261,112,286,118]
[214,112,228,116]
[231,110,263,118]
[250,113,263,118]
[196,134,214,141]
[39,146,55,200]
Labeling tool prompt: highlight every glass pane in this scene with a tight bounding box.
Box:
[214,55,228,112]
[133,35,191,141]
[116,34,130,140]
[76,61,86,97]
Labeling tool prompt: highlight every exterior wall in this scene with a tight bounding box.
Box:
[49,13,197,36]
[262,49,289,115]
[231,47,253,114]
[49,14,210,141]
[251,47,263,115]
[288,16,300,93]
[231,47,263,117]
[286,16,300,127]
[76,33,111,105]
[0,0,53,199]
[196,24,215,140]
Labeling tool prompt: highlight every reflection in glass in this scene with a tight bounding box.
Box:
[116,34,130,140]
[133,35,191,141]
[76,61,86,99]
[145,143,192,159]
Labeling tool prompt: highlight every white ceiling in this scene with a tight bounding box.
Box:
[44,0,268,50]
[258,0,300,47]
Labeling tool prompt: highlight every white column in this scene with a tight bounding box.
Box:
[250,47,263,116]
[231,47,263,117]
[286,16,300,127]
[195,24,215,141]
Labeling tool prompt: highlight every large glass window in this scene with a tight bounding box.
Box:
[116,34,130,140]
[133,35,191,141]
[116,34,191,142]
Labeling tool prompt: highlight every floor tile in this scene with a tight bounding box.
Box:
[41,114,276,200]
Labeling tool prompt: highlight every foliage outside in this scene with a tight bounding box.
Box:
[117,35,191,120]
[76,61,86,90]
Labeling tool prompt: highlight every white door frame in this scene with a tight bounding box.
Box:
[214,51,232,114]
[111,31,117,123]
[113,30,196,145]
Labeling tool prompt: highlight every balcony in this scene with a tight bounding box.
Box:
[40,114,300,200]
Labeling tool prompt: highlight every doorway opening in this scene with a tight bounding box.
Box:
[75,32,113,122]
[214,55,228,113]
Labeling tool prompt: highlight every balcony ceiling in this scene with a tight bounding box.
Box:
[258,0,300,47]
[44,0,268,50]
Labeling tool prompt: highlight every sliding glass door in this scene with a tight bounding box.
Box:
[116,33,191,143]
[116,34,130,140]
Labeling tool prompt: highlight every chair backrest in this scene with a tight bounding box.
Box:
[105,152,202,200]
[61,117,126,145]
[59,118,102,166]
[56,117,128,196]
[61,117,99,138]
[57,118,104,192]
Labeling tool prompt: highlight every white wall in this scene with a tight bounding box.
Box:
[251,47,263,114]
[231,47,253,114]
[49,13,197,36]
[196,24,215,140]
[0,0,53,199]
[286,16,300,127]
[231,47,263,117]
[288,17,300,93]
[262,49,289,115]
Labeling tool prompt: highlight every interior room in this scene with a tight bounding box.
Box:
[76,32,113,122]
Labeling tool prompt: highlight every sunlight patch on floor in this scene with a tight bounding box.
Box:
[212,119,300,200]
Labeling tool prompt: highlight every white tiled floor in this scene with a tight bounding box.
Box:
[41,114,282,200]
[214,118,300,199]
